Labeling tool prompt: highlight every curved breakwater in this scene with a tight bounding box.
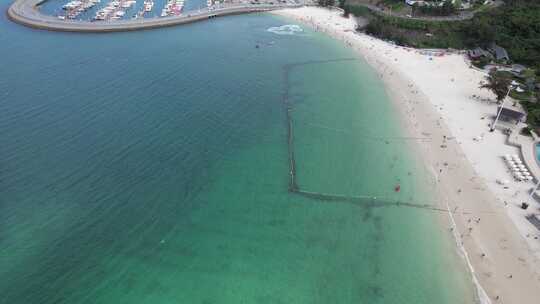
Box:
[7,0,300,32]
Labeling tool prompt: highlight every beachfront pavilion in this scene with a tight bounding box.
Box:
[494,103,527,128]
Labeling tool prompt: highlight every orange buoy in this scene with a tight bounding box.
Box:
[394,184,401,192]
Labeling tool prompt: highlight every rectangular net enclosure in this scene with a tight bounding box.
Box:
[283,58,432,209]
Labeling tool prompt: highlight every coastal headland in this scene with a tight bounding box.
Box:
[274,6,540,304]
[7,0,300,32]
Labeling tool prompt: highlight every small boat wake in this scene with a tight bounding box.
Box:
[267,24,303,35]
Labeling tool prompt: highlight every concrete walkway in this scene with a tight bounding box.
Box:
[7,0,301,32]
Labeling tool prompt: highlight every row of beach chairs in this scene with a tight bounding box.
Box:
[504,154,533,182]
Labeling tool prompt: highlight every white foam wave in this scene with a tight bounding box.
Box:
[267,24,303,35]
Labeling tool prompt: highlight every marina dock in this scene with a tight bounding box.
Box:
[7,0,301,32]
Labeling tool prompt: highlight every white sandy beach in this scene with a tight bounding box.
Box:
[273,6,540,304]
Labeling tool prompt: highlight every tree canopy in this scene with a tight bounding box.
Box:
[480,70,512,103]
[318,0,335,7]
[348,0,540,74]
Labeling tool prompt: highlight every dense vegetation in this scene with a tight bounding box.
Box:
[344,0,540,128]
[318,0,336,7]
[347,0,540,73]
[412,1,457,16]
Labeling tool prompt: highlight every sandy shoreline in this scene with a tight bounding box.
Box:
[273,6,540,303]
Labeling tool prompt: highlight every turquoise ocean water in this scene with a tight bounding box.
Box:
[0,3,475,303]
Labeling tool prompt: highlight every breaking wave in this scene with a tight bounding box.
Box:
[267,24,303,35]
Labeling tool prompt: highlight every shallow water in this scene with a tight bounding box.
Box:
[0,5,475,303]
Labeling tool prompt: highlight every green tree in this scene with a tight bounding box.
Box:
[441,0,455,15]
[522,68,537,98]
[467,17,495,45]
[317,0,335,7]
[343,5,351,18]
[480,70,512,104]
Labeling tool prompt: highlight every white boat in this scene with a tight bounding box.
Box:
[121,0,136,8]
[62,1,82,9]
[144,3,153,12]
[94,10,107,19]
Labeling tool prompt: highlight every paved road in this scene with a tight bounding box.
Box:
[355,1,502,22]
[7,0,301,32]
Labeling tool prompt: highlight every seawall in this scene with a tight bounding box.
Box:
[7,0,301,33]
